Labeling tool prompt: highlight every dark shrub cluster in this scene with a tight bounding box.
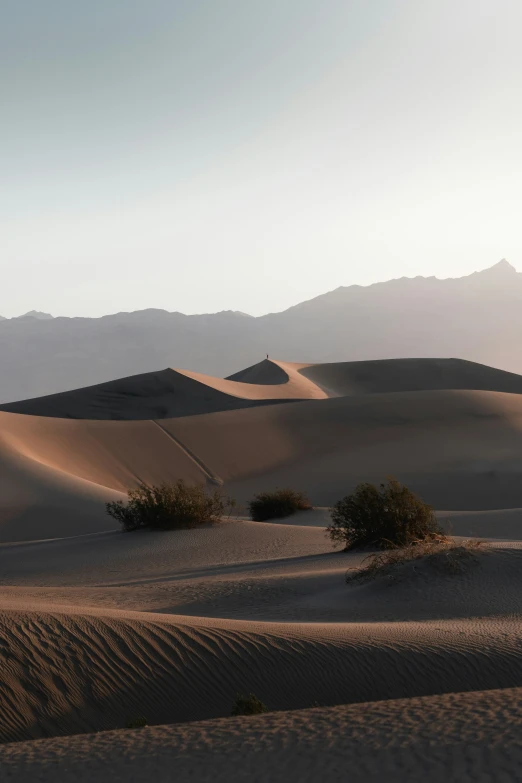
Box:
[248,488,311,522]
[106,480,234,532]
[327,478,442,550]
[109,476,439,556]
[231,693,269,716]
[126,716,148,729]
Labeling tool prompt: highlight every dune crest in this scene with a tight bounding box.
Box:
[4,356,522,421]
[0,360,326,420]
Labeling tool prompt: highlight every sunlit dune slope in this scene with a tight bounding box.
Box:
[2,357,520,421]
[2,357,522,541]
[3,387,522,540]
[0,360,326,420]
[163,389,522,510]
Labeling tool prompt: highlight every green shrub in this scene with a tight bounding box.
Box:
[231,693,269,716]
[327,478,442,550]
[248,489,311,522]
[126,716,148,729]
[106,480,235,532]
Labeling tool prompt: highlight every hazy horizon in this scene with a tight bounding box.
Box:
[0,257,515,320]
[3,1,522,318]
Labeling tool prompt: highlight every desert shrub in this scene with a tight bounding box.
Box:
[231,693,269,716]
[126,716,148,729]
[346,538,485,584]
[106,480,235,532]
[248,489,311,522]
[327,478,443,550]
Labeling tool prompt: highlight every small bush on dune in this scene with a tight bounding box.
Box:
[106,480,235,532]
[327,478,443,550]
[126,716,148,729]
[346,538,485,584]
[231,693,269,716]
[248,489,311,522]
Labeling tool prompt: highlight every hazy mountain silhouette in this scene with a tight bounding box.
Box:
[16,310,54,320]
[1,260,521,403]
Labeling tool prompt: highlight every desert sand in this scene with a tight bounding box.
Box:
[3,688,522,782]
[3,358,522,541]
[3,357,522,781]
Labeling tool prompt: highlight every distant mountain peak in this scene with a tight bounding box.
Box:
[477,258,517,276]
[17,311,54,320]
[2,257,522,404]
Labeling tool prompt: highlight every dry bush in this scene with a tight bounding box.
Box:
[231,693,269,716]
[328,478,442,550]
[106,480,235,532]
[346,538,485,584]
[125,716,148,729]
[248,489,311,522]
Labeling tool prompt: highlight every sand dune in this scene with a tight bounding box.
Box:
[3,605,522,745]
[0,413,198,541]
[3,380,522,540]
[3,357,522,543]
[1,520,522,749]
[0,521,520,621]
[298,356,522,396]
[3,355,522,779]
[2,357,520,421]
[3,687,522,782]
[4,260,522,407]
[167,389,522,511]
[0,360,326,420]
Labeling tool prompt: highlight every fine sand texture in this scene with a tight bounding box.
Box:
[3,356,522,781]
[3,687,522,782]
[2,520,522,746]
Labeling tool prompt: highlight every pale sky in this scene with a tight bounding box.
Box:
[1,0,521,317]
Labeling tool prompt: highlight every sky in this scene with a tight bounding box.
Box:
[2,0,522,318]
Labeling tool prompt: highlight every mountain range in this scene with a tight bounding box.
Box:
[1,259,521,403]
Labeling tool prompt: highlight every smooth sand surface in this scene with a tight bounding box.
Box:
[3,356,522,780]
[298,356,522,396]
[0,360,326,420]
[4,378,522,540]
[4,356,522,420]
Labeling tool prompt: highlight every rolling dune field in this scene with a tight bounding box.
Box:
[3,358,522,781]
